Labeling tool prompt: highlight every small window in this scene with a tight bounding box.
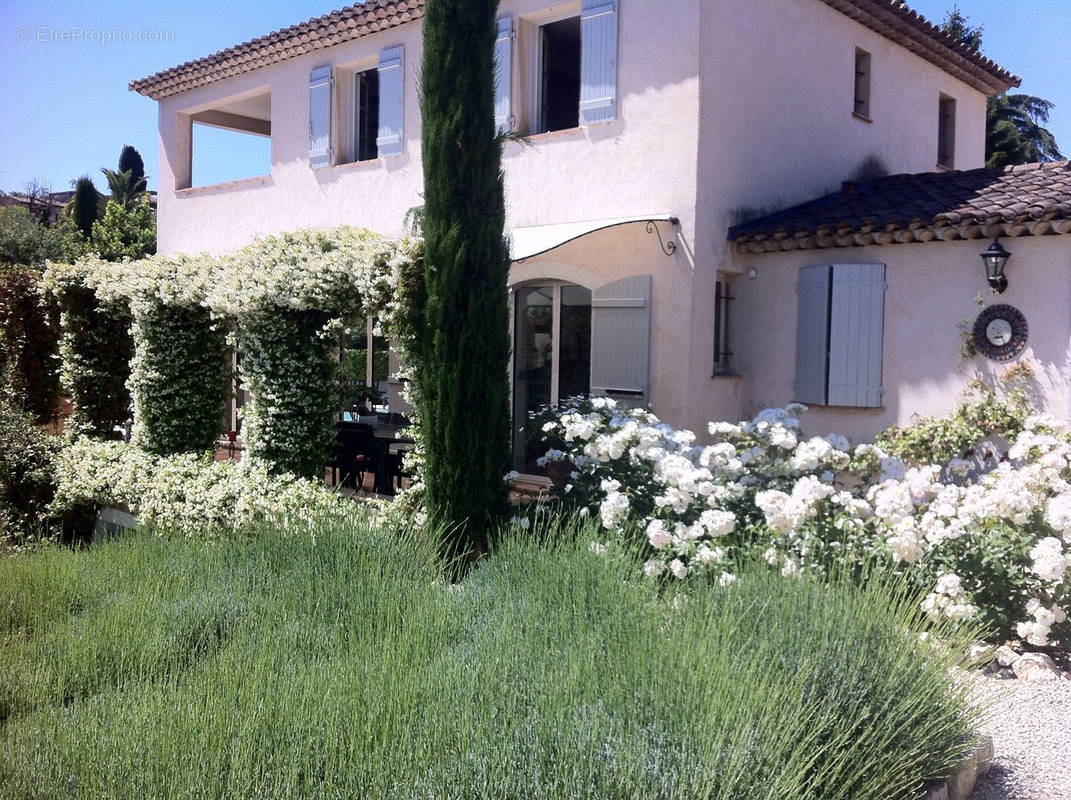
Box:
[938,94,956,168]
[536,16,581,133]
[351,68,380,162]
[853,49,871,119]
[713,279,734,375]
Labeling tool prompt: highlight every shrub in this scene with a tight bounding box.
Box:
[0,206,71,267]
[877,381,1030,465]
[536,397,1071,650]
[0,521,979,799]
[90,199,156,261]
[0,265,59,422]
[0,401,58,545]
[50,438,355,539]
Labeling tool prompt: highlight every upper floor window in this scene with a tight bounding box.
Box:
[497,0,619,137]
[308,45,404,168]
[853,48,871,119]
[537,16,581,133]
[336,66,380,163]
[938,94,956,168]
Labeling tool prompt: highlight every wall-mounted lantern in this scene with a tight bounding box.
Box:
[980,239,1011,293]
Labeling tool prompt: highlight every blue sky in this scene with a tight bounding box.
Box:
[1,1,1068,194]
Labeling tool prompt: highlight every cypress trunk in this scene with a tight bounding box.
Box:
[419,0,511,552]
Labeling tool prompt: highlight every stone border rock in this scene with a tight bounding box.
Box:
[925,737,994,800]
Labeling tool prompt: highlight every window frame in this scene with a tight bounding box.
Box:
[853,48,872,120]
[713,279,734,375]
[530,10,583,135]
[938,94,956,168]
[349,66,380,164]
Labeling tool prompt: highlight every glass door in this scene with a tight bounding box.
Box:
[512,283,592,472]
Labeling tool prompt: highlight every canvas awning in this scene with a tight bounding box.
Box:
[508,215,678,261]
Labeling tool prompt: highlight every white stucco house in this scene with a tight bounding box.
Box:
[133,0,1067,464]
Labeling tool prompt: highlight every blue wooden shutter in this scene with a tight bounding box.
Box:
[308,66,333,167]
[377,45,405,156]
[579,0,619,125]
[494,16,514,133]
[794,265,831,406]
[590,274,651,406]
[828,263,886,407]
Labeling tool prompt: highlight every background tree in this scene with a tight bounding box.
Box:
[939,4,983,51]
[940,6,1063,167]
[19,179,57,225]
[0,206,69,267]
[103,145,149,209]
[91,201,156,261]
[118,145,146,188]
[418,0,511,555]
[986,94,1064,167]
[69,176,102,239]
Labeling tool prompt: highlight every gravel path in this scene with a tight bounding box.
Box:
[969,672,1071,800]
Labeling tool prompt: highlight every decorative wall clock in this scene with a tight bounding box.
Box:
[972,304,1027,361]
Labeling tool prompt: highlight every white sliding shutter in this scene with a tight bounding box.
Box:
[794,265,831,406]
[828,263,886,407]
[308,66,333,167]
[494,16,514,134]
[579,0,619,125]
[377,45,405,156]
[590,274,651,406]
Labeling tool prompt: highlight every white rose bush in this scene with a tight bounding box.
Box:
[535,397,1071,650]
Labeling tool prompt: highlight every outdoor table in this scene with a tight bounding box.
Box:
[371,423,411,496]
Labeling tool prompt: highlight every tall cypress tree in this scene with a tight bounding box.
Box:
[70,176,100,239]
[419,0,511,554]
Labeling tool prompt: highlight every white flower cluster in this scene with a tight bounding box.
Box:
[51,438,356,538]
[921,573,978,621]
[539,399,1071,650]
[1016,598,1068,647]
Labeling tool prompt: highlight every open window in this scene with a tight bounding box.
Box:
[186,87,271,188]
[515,0,618,135]
[537,16,581,133]
[336,65,380,163]
[310,46,403,168]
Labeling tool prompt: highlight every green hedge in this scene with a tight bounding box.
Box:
[0,265,59,423]
[48,276,132,438]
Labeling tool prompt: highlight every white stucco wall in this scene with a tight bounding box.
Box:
[677,0,991,438]
[156,0,703,257]
[732,237,1071,443]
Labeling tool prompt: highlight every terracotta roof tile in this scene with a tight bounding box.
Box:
[129,0,426,100]
[819,0,1019,94]
[730,161,1071,251]
[130,0,1016,101]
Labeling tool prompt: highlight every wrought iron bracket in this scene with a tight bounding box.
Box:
[647,217,679,257]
